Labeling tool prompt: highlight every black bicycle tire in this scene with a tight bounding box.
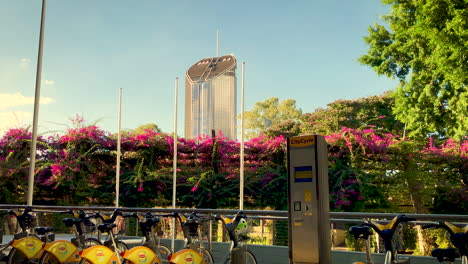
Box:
[38,251,60,264]
[384,250,392,264]
[228,248,257,264]
[78,258,92,264]
[155,244,172,264]
[198,248,214,264]
[7,248,35,264]
[116,241,128,252]
[83,238,101,248]
[242,249,257,264]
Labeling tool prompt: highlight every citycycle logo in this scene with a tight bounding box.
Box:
[290,135,315,147]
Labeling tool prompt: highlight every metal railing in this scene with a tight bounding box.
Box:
[0,204,466,247]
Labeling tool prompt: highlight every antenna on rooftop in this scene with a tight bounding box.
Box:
[216,29,219,57]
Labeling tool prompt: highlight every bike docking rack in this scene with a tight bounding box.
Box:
[0,205,467,264]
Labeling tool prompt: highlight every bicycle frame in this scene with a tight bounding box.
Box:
[41,212,100,263]
[166,213,211,264]
[80,244,120,264]
[363,215,415,264]
[121,246,160,264]
[121,212,165,264]
[423,221,468,264]
[8,208,55,262]
[214,211,257,264]
[10,235,44,260]
[80,224,122,264]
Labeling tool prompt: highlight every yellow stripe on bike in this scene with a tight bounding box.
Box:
[444,221,468,234]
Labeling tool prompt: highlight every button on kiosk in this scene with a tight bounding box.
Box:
[287,135,331,264]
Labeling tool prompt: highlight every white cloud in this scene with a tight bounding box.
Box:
[19,58,31,70]
[0,93,54,110]
[0,111,31,132]
[43,79,55,85]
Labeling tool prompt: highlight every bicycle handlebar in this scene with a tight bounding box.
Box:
[94,209,122,223]
[8,207,35,232]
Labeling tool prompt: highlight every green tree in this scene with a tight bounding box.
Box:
[359,0,468,140]
[243,97,302,138]
[301,92,404,136]
[133,123,162,134]
[265,119,301,138]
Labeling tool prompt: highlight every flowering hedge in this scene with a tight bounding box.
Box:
[0,125,466,213]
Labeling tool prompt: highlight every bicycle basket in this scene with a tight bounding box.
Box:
[81,219,96,233]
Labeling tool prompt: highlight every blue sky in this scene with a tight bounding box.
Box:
[0,0,397,137]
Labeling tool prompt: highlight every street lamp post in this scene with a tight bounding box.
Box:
[27,0,47,206]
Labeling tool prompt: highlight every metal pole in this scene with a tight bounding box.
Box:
[27,0,47,206]
[115,88,122,207]
[171,77,178,251]
[240,62,245,210]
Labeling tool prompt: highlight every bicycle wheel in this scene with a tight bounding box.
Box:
[7,248,36,264]
[231,248,257,264]
[38,252,60,264]
[155,244,172,264]
[240,249,256,264]
[198,248,214,264]
[83,238,101,248]
[116,241,128,253]
[78,258,92,264]
[384,250,392,264]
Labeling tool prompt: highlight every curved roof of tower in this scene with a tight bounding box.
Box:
[186,54,237,83]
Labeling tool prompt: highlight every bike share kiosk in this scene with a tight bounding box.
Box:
[287,135,331,264]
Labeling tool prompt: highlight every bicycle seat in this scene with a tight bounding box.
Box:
[35,226,54,235]
[432,248,460,262]
[97,223,117,233]
[349,226,372,240]
[63,218,82,227]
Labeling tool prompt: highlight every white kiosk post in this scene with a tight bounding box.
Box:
[287,135,331,264]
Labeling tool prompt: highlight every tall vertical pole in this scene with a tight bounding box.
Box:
[216,30,219,57]
[240,62,245,210]
[171,77,179,251]
[27,0,47,206]
[115,88,122,207]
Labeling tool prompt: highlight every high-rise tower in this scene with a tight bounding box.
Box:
[185,54,237,140]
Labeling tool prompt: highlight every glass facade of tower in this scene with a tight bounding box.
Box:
[185,55,237,140]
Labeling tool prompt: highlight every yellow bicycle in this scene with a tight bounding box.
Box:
[423,221,468,264]
[79,221,162,264]
[39,210,101,264]
[214,211,257,264]
[7,208,56,264]
[350,214,415,264]
[166,212,213,264]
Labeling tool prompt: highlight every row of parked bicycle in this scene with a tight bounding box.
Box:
[349,215,467,264]
[0,207,255,264]
[0,207,467,264]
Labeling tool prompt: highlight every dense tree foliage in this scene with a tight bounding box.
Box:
[359,0,468,140]
[301,92,404,136]
[130,123,162,134]
[243,97,302,138]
